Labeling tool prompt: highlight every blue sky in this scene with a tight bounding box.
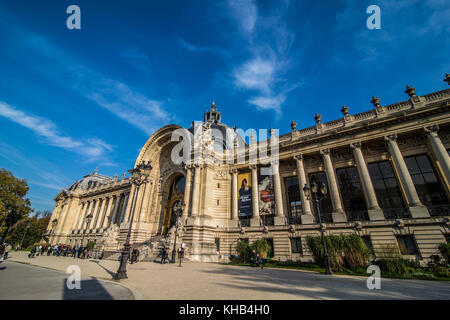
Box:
[0,0,449,213]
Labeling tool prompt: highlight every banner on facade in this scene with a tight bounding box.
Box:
[238,172,252,217]
[258,167,275,215]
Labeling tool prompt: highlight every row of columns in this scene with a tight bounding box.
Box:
[72,192,129,232]
[228,124,450,224]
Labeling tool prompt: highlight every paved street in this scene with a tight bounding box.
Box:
[0,260,133,300]
[5,251,450,300]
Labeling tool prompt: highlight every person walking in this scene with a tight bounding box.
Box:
[161,247,168,264]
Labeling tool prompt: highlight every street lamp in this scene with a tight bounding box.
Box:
[81,214,93,246]
[303,181,333,275]
[20,223,31,249]
[114,161,152,280]
[171,201,186,263]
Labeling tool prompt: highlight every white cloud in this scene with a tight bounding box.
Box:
[233,57,276,94]
[120,47,151,72]
[226,0,258,34]
[229,0,299,115]
[0,101,113,160]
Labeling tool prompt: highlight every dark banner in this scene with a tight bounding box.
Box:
[238,172,252,217]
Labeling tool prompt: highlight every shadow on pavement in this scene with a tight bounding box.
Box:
[62,278,114,300]
[90,260,116,277]
[202,265,450,300]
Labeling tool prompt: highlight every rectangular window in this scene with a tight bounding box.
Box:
[336,167,369,221]
[367,161,409,219]
[215,238,220,252]
[284,176,302,224]
[404,154,449,216]
[308,172,333,222]
[290,237,302,254]
[396,235,419,255]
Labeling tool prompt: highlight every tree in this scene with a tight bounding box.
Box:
[0,169,33,240]
[6,210,51,249]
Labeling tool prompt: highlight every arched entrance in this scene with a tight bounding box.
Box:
[162,174,186,235]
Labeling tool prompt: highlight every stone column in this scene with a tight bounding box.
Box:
[95,198,107,229]
[183,164,193,218]
[272,160,286,225]
[294,154,314,224]
[120,193,130,223]
[77,201,90,229]
[351,142,385,220]
[250,165,260,226]
[385,134,429,218]
[89,199,103,229]
[124,184,137,222]
[424,124,450,185]
[89,200,100,229]
[190,164,201,217]
[320,148,347,222]
[102,197,114,228]
[72,202,84,230]
[139,181,152,222]
[110,195,120,225]
[231,169,238,221]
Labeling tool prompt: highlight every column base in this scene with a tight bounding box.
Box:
[300,214,315,224]
[274,216,287,226]
[368,208,385,221]
[408,205,430,218]
[250,217,261,227]
[332,211,347,223]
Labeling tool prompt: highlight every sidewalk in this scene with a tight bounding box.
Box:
[7,251,450,300]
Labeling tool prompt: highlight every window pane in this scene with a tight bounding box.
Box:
[404,154,449,216]
[336,167,368,221]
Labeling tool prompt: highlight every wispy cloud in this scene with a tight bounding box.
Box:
[227,0,299,115]
[226,0,258,34]
[120,47,151,72]
[178,38,228,57]
[0,101,113,161]
[10,26,172,137]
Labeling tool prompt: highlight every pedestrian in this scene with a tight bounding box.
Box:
[161,247,168,264]
[0,243,5,263]
[4,243,11,260]
[256,253,263,269]
[28,246,36,258]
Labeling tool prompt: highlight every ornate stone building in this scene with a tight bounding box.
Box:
[46,75,450,264]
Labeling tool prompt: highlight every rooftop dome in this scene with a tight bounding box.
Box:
[188,102,246,150]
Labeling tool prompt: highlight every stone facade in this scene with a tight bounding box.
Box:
[45,80,450,264]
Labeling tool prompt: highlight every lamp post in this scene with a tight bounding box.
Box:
[20,222,31,249]
[114,161,152,280]
[171,201,186,263]
[81,214,93,246]
[303,181,333,275]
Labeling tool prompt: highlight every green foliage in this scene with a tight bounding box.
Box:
[438,243,450,264]
[431,266,450,278]
[251,239,271,259]
[373,258,421,274]
[306,234,371,270]
[0,168,33,238]
[236,240,251,262]
[5,211,51,249]
[87,241,96,250]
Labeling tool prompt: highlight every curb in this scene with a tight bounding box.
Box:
[7,258,143,300]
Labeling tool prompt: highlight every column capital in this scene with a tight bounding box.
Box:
[249,164,258,171]
[350,141,362,150]
[424,124,439,136]
[384,133,398,142]
[293,153,303,161]
[230,168,238,174]
[320,148,331,156]
[183,163,193,170]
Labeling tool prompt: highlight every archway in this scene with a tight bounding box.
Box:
[161,174,186,235]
